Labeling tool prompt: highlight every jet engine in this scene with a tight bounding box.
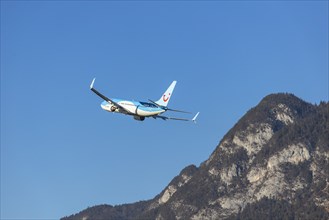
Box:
[110,106,117,112]
[133,116,145,121]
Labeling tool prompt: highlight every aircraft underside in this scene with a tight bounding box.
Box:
[101,102,164,120]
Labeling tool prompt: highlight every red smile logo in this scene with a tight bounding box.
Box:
[163,93,170,102]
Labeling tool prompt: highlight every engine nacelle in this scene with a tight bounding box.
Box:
[110,106,117,112]
[133,116,145,121]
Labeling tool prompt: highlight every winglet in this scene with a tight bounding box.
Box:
[192,112,200,123]
[90,78,96,89]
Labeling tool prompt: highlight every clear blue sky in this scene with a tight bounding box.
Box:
[1,1,328,219]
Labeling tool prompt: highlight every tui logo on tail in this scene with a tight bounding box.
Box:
[163,93,171,102]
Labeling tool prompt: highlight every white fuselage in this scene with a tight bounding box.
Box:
[101,99,165,117]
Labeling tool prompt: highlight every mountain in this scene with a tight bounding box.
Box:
[62,93,329,220]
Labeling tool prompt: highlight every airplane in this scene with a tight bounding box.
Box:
[90,78,199,122]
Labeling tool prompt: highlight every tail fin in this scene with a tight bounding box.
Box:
[155,81,177,107]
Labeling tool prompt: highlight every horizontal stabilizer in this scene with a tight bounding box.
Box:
[154,112,200,122]
[166,108,191,114]
[148,99,190,114]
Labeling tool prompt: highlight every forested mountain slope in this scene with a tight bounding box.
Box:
[62,93,329,220]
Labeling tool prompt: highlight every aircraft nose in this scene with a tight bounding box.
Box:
[100,101,108,109]
[100,104,107,111]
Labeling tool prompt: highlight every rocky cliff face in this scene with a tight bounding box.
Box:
[62,93,329,220]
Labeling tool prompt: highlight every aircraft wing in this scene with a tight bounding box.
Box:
[90,78,130,114]
[154,112,199,123]
[154,115,189,121]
